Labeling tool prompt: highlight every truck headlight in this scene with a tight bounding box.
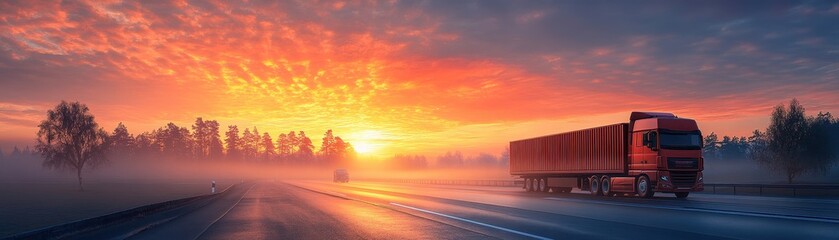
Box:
[660,176,669,182]
[698,176,703,182]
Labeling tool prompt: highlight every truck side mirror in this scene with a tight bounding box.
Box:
[649,131,658,151]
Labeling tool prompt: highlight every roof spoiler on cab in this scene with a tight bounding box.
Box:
[630,112,677,121]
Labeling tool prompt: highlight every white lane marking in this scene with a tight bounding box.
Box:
[389,202,553,240]
[193,184,256,240]
[544,197,839,224]
[287,182,349,199]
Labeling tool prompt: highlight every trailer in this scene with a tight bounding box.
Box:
[510,112,704,198]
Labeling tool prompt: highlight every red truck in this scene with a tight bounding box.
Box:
[510,112,704,198]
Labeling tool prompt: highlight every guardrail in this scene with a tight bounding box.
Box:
[703,183,839,197]
[3,183,240,240]
[362,178,839,197]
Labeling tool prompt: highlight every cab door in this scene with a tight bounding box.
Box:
[629,131,658,172]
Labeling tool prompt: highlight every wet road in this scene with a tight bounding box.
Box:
[58,180,839,240]
[285,181,839,240]
[196,182,487,239]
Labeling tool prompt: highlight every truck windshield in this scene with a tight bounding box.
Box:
[659,131,702,150]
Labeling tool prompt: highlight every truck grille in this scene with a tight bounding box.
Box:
[670,171,697,188]
[668,157,698,169]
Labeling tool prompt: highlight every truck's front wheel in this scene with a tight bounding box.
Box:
[637,175,654,198]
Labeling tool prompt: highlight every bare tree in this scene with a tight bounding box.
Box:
[36,101,109,191]
[754,99,837,183]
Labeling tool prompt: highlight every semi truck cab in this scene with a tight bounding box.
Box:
[629,112,704,198]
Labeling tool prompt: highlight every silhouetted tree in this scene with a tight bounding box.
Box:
[437,151,464,167]
[242,128,256,160]
[472,153,498,167]
[276,133,290,161]
[10,146,21,160]
[754,99,838,183]
[134,131,156,158]
[155,123,192,160]
[206,120,224,160]
[499,147,510,167]
[36,101,109,191]
[702,132,720,160]
[320,129,336,161]
[225,125,241,161]
[803,111,836,174]
[287,131,299,155]
[261,132,275,162]
[747,130,768,161]
[192,118,210,159]
[297,131,314,163]
[252,127,261,156]
[109,122,134,161]
[333,136,354,166]
[719,136,749,161]
[390,154,428,169]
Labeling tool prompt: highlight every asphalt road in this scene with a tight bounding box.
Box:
[54,180,839,240]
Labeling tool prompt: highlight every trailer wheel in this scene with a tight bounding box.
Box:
[525,178,533,192]
[590,175,602,196]
[637,175,654,198]
[539,178,549,192]
[675,192,689,199]
[531,178,538,192]
[532,178,538,192]
[601,176,612,196]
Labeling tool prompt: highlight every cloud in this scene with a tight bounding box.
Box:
[0,0,838,156]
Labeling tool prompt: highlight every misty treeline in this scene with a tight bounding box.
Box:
[110,118,356,167]
[387,148,510,170]
[703,99,839,183]
[0,146,39,162]
[29,101,357,190]
[0,146,44,181]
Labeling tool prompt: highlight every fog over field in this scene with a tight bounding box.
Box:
[1,138,838,237]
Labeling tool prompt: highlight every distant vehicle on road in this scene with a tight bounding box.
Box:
[333,169,349,183]
[510,112,704,198]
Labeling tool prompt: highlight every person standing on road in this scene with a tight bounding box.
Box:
[212,180,216,194]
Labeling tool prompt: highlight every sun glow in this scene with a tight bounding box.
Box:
[349,130,386,155]
[354,141,377,154]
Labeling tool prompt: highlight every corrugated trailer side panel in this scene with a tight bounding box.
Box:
[510,123,628,175]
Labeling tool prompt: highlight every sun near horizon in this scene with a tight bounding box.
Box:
[1,1,838,162]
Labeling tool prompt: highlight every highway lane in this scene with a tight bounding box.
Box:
[196,181,488,240]
[290,180,839,240]
[48,180,839,240]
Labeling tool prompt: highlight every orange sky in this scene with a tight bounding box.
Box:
[1,1,838,159]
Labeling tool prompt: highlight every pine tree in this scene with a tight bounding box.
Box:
[225,125,241,161]
[262,132,275,162]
